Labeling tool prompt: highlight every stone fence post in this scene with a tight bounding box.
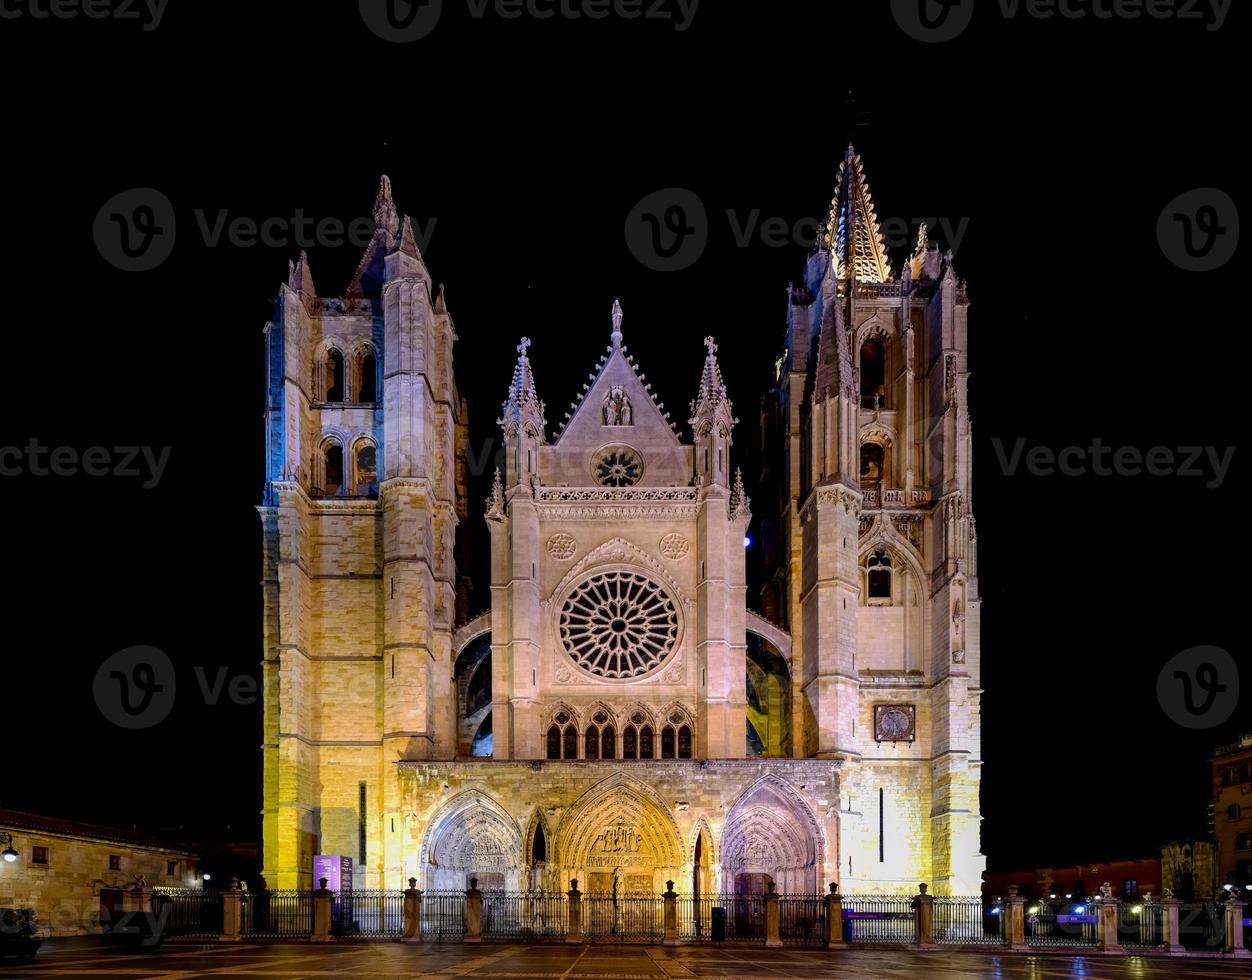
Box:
[220,879,242,942]
[764,881,781,948]
[464,877,483,943]
[402,878,423,943]
[1224,899,1250,957]
[566,879,583,944]
[913,883,935,947]
[824,883,846,948]
[1096,892,1121,954]
[1161,898,1183,954]
[1004,886,1026,949]
[311,878,333,943]
[662,881,678,945]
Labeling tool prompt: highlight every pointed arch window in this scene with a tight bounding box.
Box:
[584,708,615,761]
[324,349,345,402]
[623,709,654,760]
[354,441,378,496]
[867,549,892,602]
[547,709,579,760]
[860,338,886,409]
[320,440,344,497]
[356,350,378,403]
[546,725,561,760]
[659,709,694,760]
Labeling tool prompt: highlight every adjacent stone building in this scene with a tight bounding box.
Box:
[260,150,984,897]
[1213,734,1252,887]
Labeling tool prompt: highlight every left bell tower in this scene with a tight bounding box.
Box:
[259,176,467,889]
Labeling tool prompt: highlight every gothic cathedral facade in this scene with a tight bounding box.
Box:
[260,149,984,899]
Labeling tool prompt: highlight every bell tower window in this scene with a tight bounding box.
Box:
[867,549,892,602]
[860,339,886,409]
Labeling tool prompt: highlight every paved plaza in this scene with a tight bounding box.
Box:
[2,940,1250,979]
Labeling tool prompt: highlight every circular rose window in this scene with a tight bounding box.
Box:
[592,446,643,487]
[559,571,679,679]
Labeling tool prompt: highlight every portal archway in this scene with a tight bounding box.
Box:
[556,774,684,896]
[420,791,522,892]
[722,776,823,895]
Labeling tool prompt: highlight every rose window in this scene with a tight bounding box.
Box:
[592,446,643,487]
[559,571,679,679]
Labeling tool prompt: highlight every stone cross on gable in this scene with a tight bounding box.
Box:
[704,336,718,357]
[518,337,531,358]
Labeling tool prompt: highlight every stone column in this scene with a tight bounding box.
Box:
[1224,899,1250,957]
[913,883,935,947]
[566,880,583,945]
[311,879,334,943]
[764,882,782,948]
[1161,898,1183,954]
[824,883,846,948]
[402,878,423,944]
[662,881,679,945]
[220,879,242,942]
[1004,886,1026,950]
[1096,896,1121,954]
[464,877,483,944]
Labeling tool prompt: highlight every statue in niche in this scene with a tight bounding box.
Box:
[602,385,633,426]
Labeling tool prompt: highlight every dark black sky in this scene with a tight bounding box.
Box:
[0,2,1244,873]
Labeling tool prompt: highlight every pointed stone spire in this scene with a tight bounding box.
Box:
[610,298,624,349]
[485,467,506,522]
[499,337,546,437]
[729,467,751,520]
[689,335,733,426]
[824,144,893,284]
[287,250,315,305]
[373,174,401,239]
[396,214,421,258]
[435,283,448,313]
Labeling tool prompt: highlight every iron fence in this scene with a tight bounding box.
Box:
[1178,902,1225,950]
[583,895,664,943]
[840,894,916,944]
[420,891,466,942]
[242,890,313,938]
[778,896,825,946]
[677,894,765,942]
[932,897,1004,946]
[152,888,223,938]
[1117,901,1163,949]
[331,891,405,940]
[481,893,567,941]
[1024,903,1099,948]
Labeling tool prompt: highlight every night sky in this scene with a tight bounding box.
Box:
[0,2,1243,874]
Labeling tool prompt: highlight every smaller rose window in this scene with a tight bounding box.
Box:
[592,446,643,487]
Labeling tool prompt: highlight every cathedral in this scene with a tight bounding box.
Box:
[259,147,984,900]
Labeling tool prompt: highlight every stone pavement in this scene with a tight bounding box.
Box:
[2,940,1251,979]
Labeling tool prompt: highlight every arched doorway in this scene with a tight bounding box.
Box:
[722,776,823,895]
[420,791,521,892]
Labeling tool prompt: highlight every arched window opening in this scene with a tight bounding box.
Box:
[355,443,378,496]
[661,726,675,759]
[584,727,600,760]
[624,726,638,759]
[583,708,614,761]
[470,714,492,757]
[562,724,578,760]
[601,725,616,760]
[867,549,892,602]
[860,339,885,409]
[531,824,547,864]
[322,442,344,497]
[357,351,377,403]
[860,442,885,483]
[325,349,344,402]
[640,725,654,759]
[677,725,692,758]
[546,726,561,760]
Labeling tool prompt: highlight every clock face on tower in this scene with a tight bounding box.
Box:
[873,704,916,743]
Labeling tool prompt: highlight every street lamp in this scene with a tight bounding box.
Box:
[0,832,17,863]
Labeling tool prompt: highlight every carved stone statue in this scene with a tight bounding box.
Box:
[601,385,633,426]
[1098,882,1113,901]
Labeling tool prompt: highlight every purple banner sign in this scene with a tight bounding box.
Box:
[1057,914,1097,925]
[313,854,353,892]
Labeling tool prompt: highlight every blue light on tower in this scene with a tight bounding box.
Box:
[743,535,752,548]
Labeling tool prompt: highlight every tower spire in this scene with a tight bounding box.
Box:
[499,336,545,437]
[824,145,893,285]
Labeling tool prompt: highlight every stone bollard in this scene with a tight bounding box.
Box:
[566,879,583,944]
[824,883,846,948]
[913,883,935,947]
[1004,885,1026,949]
[464,876,483,944]
[220,878,242,942]
[402,877,423,944]
[1096,894,1122,954]
[662,881,678,945]
[311,878,334,943]
[764,881,782,948]
[1161,898,1183,954]
[1224,899,1250,957]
